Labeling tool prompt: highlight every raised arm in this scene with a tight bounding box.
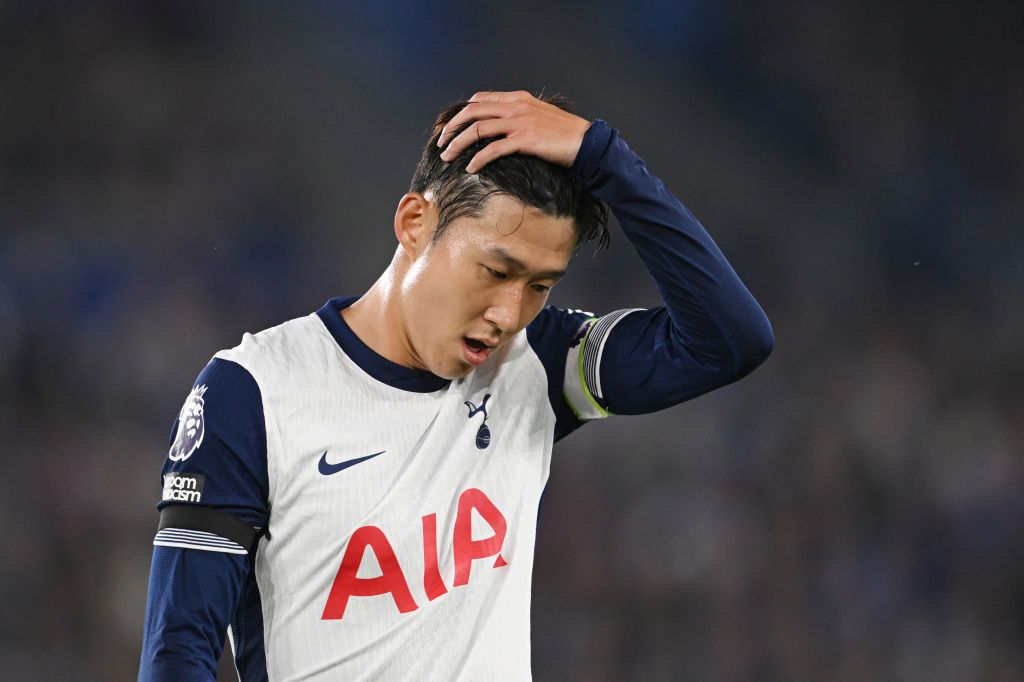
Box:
[439,91,773,438]
[566,118,774,415]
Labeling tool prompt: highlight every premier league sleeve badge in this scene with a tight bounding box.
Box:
[168,385,208,462]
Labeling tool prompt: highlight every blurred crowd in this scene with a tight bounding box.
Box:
[1,2,1022,680]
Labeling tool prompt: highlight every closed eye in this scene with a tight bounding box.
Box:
[483,264,552,293]
[484,266,508,280]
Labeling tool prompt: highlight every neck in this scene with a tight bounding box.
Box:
[341,261,423,371]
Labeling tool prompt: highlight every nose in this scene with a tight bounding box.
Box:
[483,285,523,335]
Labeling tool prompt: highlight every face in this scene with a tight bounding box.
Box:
[397,193,576,379]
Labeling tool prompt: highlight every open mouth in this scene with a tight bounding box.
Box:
[462,337,493,366]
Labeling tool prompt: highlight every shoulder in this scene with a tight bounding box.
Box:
[214,312,332,391]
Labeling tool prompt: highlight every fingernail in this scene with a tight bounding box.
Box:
[436,135,445,148]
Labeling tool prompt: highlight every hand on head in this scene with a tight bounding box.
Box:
[436,90,591,174]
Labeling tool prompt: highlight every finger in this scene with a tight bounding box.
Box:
[468,91,507,103]
[437,102,510,148]
[469,90,530,103]
[440,118,514,162]
[441,118,509,161]
[466,137,522,174]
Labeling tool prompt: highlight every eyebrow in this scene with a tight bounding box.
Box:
[484,246,567,280]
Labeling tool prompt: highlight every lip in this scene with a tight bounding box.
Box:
[462,338,493,366]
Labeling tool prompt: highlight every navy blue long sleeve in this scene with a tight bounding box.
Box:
[140,547,249,681]
[529,119,773,436]
[574,119,773,402]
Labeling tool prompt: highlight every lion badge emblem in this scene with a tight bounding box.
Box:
[169,385,208,461]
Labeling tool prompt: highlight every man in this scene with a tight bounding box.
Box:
[139,90,774,681]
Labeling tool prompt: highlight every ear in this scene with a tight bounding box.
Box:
[394,192,436,259]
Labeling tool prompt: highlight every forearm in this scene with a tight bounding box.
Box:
[571,120,774,376]
[139,546,247,681]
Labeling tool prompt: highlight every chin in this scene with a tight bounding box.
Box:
[439,364,474,381]
[424,356,469,381]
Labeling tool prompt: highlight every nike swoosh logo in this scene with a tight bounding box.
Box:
[317,450,385,476]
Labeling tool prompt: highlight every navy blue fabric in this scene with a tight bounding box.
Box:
[598,307,767,414]
[230,562,268,681]
[142,358,270,680]
[573,120,774,382]
[527,119,773,430]
[317,296,451,393]
[525,306,593,442]
[158,358,270,528]
[139,546,249,681]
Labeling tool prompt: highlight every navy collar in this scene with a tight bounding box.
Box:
[316,296,451,393]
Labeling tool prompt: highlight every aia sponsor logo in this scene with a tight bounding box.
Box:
[321,487,509,620]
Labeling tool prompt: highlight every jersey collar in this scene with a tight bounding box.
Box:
[316,296,451,393]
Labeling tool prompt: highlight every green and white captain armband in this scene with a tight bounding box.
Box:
[563,308,644,421]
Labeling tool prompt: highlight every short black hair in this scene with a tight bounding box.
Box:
[409,93,610,253]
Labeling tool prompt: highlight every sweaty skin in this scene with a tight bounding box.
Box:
[343,193,576,380]
[343,91,588,380]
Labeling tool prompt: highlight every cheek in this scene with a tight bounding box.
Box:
[407,269,474,337]
[427,262,486,311]
[404,249,490,332]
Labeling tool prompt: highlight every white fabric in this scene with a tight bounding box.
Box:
[216,312,554,681]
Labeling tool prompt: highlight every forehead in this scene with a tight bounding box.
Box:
[445,194,576,271]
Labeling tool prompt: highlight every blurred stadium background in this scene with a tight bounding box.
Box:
[2,1,1022,680]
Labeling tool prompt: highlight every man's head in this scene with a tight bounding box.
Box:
[389,94,609,380]
[409,95,610,252]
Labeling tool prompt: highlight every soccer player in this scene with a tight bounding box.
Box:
[139,90,774,681]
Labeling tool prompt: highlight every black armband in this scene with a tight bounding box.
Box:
[156,505,262,555]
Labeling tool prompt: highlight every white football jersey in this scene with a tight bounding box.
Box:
[226,307,549,680]
[153,296,641,681]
